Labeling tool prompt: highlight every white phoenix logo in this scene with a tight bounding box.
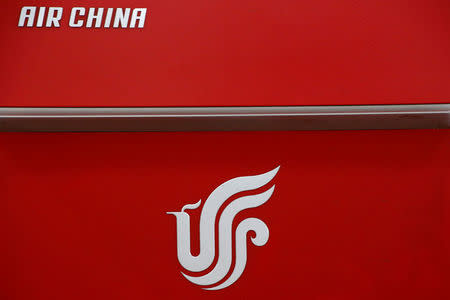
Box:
[167,166,279,290]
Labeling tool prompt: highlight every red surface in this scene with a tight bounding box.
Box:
[1,0,450,107]
[1,130,449,299]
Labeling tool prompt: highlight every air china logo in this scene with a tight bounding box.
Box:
[167,166,279,290]
[18,7,148,29]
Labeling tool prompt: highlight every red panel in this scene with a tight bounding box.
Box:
[1,130,449,299]
[1,0,449,107]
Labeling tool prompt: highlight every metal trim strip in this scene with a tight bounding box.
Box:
[0,104,448,131]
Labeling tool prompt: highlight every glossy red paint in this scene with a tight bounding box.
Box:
[1,130,449,299]
[1,0,450,107]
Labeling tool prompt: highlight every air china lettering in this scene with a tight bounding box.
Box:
[18,7,148,28]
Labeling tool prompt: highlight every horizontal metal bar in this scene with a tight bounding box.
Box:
[0,104,448,132]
